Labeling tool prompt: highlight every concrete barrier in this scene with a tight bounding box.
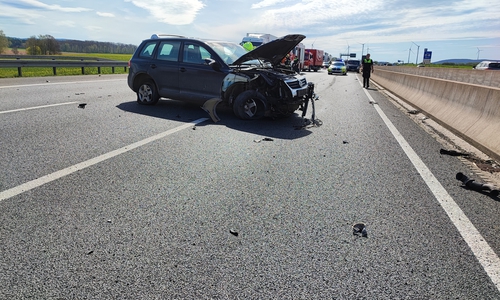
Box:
[378,67,500,87]
[371,68,500,162]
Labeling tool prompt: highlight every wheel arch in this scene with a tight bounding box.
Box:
[133,73,156,92]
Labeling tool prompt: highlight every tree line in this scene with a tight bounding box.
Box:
[1,31,137,55]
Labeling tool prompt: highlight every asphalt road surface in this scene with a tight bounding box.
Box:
[1,72,499,299]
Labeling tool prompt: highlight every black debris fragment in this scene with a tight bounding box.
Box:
[440,148,469,157]
[456,172,499,197]
[78,103,87,109]
[407,109,420,114]
[87,250,94,255]
[229,229,239,237]
[352,223,367,237]
[343,140,349,144]
[254,137,274,143]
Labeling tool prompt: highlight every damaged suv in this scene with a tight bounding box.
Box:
[127,34,316,120]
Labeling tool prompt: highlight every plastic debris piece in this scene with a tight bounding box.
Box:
[440,149,469,157]
[456,172,499,196]
[78,103,87,109]
[352,223,367,237]
[229,229,239,237]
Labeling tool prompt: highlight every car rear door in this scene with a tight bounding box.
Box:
[178,42,227,103]
[146,40,181,98]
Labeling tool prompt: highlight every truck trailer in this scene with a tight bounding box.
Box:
[303,49,324,72]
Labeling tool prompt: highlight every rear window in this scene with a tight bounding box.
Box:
[347,60,360,65]
[139,42,157,58]
[488,63,500,69]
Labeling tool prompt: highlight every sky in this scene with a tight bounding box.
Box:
[0,0,499,63]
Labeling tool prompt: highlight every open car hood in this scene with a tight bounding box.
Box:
[232,34,306,66]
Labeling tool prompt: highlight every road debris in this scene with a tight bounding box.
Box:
[440,148,469,157]
[456,172,499,197]
[254,137,274,143]
[201,98,222,123]
[352,223,368,237]
[229,229,239,237]
[78,103,87,109]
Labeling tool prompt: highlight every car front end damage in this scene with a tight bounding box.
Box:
[220,66,312,119]
[202,33,320,125]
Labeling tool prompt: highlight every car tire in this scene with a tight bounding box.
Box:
[136,79,159,105]
[233,90,266,120]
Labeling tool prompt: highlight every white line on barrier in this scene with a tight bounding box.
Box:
[0,102,78,114]
[361,79,500,293]
[0,118,209,202]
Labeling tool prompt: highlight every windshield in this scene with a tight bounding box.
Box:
[333,62,344,66]
[205,41,261,65]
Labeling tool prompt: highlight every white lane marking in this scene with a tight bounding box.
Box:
[0,118,209,202]
[0,79,123,89]
[362,83,500,293]
[0,102,78,114]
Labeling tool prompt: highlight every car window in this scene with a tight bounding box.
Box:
[183,43,211,64]
[139,42,157,58]
[489,63,500,69]
[205,41,249,65]
[157,41,181,61]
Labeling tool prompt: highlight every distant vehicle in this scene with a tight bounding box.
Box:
[345,60,360,72]
[303,49,324,72]
[322,61,330,68]
[127,34,314,120]
[328,61,346,75]
[474,61,500,70]
[241,33,278,48]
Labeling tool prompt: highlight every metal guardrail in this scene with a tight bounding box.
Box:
[0,59,128,77]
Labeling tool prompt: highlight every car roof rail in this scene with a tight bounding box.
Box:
[150,34,187,39]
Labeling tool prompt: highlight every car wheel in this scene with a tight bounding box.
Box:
[136,79,159,105]
[233,90,266,120]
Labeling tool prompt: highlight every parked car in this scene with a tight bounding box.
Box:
[128,34,314,120]
[328,61,347,75]
[345,60,360,72]
[474,61,500,70]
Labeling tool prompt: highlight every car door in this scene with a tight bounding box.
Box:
[178,42,227,103]
[146,40,181,98]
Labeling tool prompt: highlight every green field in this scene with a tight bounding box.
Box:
[0,51,132,78]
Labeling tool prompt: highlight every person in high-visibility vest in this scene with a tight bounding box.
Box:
[242,41,254,52]
[361,53,374,88]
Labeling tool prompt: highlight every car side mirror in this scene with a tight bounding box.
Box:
[205,58,222,72]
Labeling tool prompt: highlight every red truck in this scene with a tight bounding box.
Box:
[303,49,324,72]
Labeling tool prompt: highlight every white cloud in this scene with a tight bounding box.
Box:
[251,0,286,9]
[0,3,40,24]
[124,0,205,25]
[85,25,103,32]
[55,20,76,28]
[96,12,115,18]
[16,0,92,12]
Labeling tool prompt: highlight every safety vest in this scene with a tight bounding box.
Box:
[364,58,372,64]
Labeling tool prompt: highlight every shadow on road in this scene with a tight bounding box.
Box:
[116,100,318,140]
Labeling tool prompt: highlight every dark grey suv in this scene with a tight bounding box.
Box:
[346,60,360,72]
[127,34,316,120]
